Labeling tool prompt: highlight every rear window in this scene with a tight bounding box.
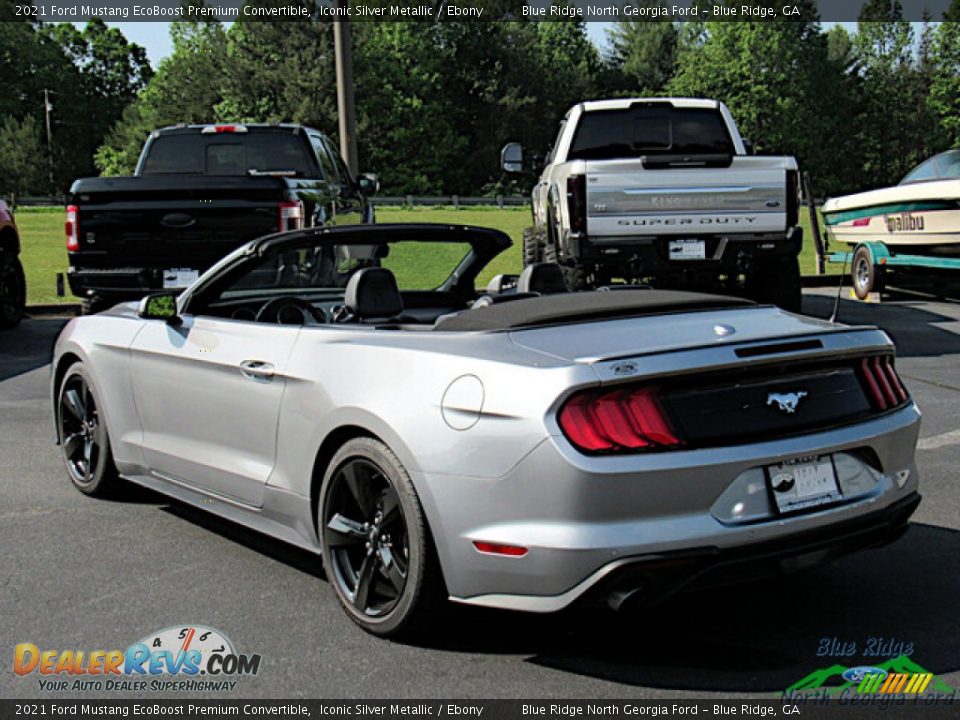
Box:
[140,132,314,177]
[568,106,734,161]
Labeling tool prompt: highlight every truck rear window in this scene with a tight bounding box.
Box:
[568,106,734,161]
[140,133,314,177]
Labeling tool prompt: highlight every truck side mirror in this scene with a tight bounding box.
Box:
[138,292,182,326]
[501,143,525,173]
[358,173,379,195]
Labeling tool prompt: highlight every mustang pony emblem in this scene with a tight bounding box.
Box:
[767,391,808,414]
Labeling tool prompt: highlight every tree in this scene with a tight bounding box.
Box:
[607,10,678,95]
[853,0,919,186]
[215,12,336,129]
[929,0,960,147]
[352,23,469,193]
[0,116,44,203]
[40,19,152,183]
[668,5,849,192]
[96,21,228,175]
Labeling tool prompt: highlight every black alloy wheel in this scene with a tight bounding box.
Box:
[324,458,409,617]
[319,437,444,637]
[58,364,119,495]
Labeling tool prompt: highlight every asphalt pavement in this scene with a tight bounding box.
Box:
[1,290,958,700]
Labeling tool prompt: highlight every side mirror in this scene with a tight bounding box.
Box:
[742,139,755,155]
[138,292,182,325]
[501,142,524,173]
[358,173,379,195]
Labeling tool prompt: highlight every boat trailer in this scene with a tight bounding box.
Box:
[828,241,960,301]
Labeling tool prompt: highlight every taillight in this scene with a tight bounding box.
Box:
[558,386,682,454]
[278,201,303,232]
[858,356,908,411]
[65,205,79,252]
[566,174,587,235]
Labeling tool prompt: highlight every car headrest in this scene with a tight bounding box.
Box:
[344,267,403,320]
[517,262,568,294]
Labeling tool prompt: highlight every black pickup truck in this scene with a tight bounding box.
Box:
[67,124,376,312]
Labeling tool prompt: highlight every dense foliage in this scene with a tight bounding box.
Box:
[1,0,959,201]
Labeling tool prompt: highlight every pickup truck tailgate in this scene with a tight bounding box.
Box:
[71,176,289,268]
[585,156,790,237]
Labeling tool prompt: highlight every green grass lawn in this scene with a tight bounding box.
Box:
[16,204,836,305]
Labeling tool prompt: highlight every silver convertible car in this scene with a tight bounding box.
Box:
[52,224,921,637]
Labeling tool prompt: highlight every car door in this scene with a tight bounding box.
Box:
[128,314,299,507]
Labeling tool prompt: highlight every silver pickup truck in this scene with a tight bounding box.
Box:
[502,98,802,310]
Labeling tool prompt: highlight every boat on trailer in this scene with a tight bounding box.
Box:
[822,149,960,259]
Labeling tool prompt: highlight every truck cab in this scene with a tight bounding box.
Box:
[67,124,377,313]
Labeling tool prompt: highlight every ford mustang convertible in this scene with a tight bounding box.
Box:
[51,224,921,637]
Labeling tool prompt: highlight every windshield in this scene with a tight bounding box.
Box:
[140,132,314,177]
[218,240,473,300]
[901,150,960,184]
[568,106,734,161]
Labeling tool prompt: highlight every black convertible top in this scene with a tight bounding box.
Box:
[434,290,755,331]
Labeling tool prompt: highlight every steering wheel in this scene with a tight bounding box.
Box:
[255,297,327,325]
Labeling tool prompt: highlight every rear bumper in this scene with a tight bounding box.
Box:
[67,266,185,300]
[453,492,920,614]
[583,492,919,611]
[575,227,802,268]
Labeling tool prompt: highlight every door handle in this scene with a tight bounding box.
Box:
[239,360,275,379]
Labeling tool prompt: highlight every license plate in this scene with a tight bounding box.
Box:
[668,239,706,260]
[767,456,841,513]
[163,268,199,289]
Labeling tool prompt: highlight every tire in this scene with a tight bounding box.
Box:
[57,363,121,497]
[543,243,589,291]
[522,227,541,266]
[0,250,26,329]
[752,255,802,312]
[852,245,885,301]
[319,437,446,638]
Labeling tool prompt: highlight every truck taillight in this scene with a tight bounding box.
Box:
[566,174,587,235]
[558,386,683,454]
[786,169,800,227]
[65,205,79,252]
[279,201,303,232]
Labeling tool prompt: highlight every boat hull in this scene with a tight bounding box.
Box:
[822,180,960,257]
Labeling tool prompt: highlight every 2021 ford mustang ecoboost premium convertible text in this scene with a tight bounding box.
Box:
[52,224,921,636]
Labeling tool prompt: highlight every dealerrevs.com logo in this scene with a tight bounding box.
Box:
[14,625,262,692]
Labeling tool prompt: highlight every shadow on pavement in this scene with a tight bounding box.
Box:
[162,501,326,580]
[140,488,960,694]
[419,523,959,693]
[0,318,69,381]
[803,294,960,358]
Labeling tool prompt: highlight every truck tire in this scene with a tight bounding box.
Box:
[852,245,885,300]
[522,227,541,266]
[543,244,588,291]
[754,256,802,313]
[0,250,26,329]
